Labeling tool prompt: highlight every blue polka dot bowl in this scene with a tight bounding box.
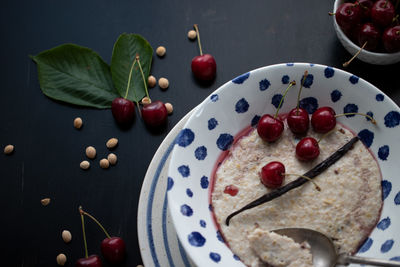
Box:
[333,0,400,65]
[167,63,400,266]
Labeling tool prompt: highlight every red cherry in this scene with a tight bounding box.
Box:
[101,237,126,264]
[76,255,102,267]
[371,0,395,27]
[191,54,217,81]
[111,97,135,125]
[358,0,374,20]
[311,107,336,133]
[382,26,400,53]
[141,100,168,128]
[257,114,284,142]
[224,185,239,196]
[358,22,381,51]
[260,161,285,189]
[335,3,362,34]
[287,108,310,135]
[296,137,320,161]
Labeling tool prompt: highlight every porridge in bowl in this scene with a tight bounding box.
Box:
[211,122,382,267]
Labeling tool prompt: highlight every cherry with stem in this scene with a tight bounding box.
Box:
[257,81,296,142]
[287,71,310,135]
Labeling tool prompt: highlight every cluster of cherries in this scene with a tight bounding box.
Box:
[334,0,400,53]
[257,72,375,189]
[76,207,126,267]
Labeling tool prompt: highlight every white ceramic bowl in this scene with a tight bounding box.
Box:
[167,63,400,266]
[333,0,400,65]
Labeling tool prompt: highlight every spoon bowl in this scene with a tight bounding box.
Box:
[273,228,400,267]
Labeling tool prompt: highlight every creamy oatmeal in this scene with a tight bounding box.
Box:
[211,124,382,267]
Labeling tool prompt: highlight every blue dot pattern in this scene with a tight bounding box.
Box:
[178,165,190,177]
[216,231,225,243]
[382,180,392,200]
[381,240,394,253]
[235,98,249,113]
[376,94,384,101]
[331,90,342,102]
[259,79,271,91]
[232,72,250,84]
[286,63,294,66]
[186,188,193,198]
[324,67,334,78]
[251,115,261,127]
[301,73,313,88]
[358,129,374,148]
[210,252,221,263]
[359,238,373,253]
[377,217,391,231]
[366,111,374,121]
[195,146,207,160]
[300,97,319,114]
[343,103,358,117]
[272,94,283,109]
[167,177,174,191]
[200,220,206,228]
[200,176,209,189]
[391,256,400,262]
[282,75,290,84]
[208,204,213,211]
[349,75,359,84]
[384,111,400,128]
[378,145,389,160]
[176,129,195,147]
[208,118,218,130]
[210,94,219,102]
[188,232,206,247]
[395,191,400,205]
[233,255,240,261]
[181,204,193,216]
[217,134,234,151]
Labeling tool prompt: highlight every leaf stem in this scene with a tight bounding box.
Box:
[275,81,296,118]
[80,208,111,239]
[297,71,308,114]
[193,24,203,56]
[136,55,150,99]
[125,59,137,99]
[79,206,89,258]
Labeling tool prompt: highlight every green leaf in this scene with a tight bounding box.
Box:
[31,44,119,109]
[111,34,153,102]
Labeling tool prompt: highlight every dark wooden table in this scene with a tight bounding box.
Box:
[1,1,399,266]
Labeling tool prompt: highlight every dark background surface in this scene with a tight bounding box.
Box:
[1,0,399,266]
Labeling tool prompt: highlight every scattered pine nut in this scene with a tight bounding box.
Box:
[148,75,157,88]
[62,230,72,243]
[85,146,96,159]
[188,30,197,40]
[107,153,117,165]
[56,253,67,266]
[106,138,118,149]
[100,158,110,169]
[165,103,173,114]
[41,198,51,206]
[158,77,169,90]
[4,144,14,155]
[73,117,83,129]
[141,96,152,105]
[80,160,90,170]
[156,46,166,57]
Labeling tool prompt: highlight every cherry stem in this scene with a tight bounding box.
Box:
[124,59,137,99]
[296,70,308,114]
[343,41,367,67]
[328,12,335,16]
[274,81,296,118]
[136,54,150,99]
[80,207,111,239]
[193,24,203,56]
[335,113,376,124]
[384,0,388,8]
[79,206,89,258]
[284,173,321,191]
[317,128,337,144]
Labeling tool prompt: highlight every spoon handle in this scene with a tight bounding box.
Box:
[338,253,400,266]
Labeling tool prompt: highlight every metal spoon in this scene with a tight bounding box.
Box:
[273,228,400,267]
